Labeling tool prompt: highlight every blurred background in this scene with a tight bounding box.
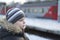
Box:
[0,0,60,40]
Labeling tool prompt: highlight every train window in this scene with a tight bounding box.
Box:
[39,8,42,13]
[38,8,44,13]
[34,9,37,13]
[42,8,44,13]
[27,8,31,13]
[31,8,34,13]
[24,9,26,13]
[33,8,39,13]
[25,8,44,13]
[21,8,26,13]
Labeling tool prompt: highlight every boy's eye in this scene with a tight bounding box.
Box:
[19,19,22,21]
[19,19,24,21]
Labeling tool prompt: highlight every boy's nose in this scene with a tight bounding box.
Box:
[23,21,25,24]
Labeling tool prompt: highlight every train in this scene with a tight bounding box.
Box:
[21,0,58,20]
[0,2,6,15]
[0,0,58,20]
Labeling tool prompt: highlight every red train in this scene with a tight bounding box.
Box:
[21,0,58,20]
[44,3,58,20]
[0,0,58,20]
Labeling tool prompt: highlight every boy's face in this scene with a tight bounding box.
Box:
[14,17,26,30]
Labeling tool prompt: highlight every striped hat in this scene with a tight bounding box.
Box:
[6,8,25,24]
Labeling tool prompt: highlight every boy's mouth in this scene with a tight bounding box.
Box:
[23,25,26,29]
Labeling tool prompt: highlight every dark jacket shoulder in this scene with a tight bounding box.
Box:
[0,18,29,40]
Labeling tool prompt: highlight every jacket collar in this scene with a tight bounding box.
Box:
[0,18,23,34]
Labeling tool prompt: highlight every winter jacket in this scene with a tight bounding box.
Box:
[0,18,29,40]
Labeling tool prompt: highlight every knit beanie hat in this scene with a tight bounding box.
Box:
[6,8,25,24]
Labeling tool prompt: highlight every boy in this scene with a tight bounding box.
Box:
[0,8,29,40]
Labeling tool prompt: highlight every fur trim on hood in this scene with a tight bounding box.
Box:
[0,18,23,34]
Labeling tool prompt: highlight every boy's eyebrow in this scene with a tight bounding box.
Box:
[19,18,24,21]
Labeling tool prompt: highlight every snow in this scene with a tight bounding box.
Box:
[25,18,60,35]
